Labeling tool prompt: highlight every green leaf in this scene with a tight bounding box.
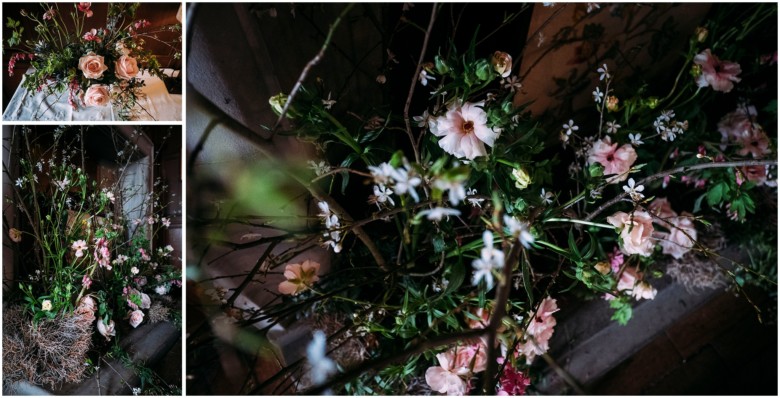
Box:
[444,257,466,295]
[521,257,534,304]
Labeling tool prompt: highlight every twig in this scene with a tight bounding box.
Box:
[271,4,355,133]
[481,243,523,394]
[403,3,438,164]
[584,159,778,222]
[226,240,281,307]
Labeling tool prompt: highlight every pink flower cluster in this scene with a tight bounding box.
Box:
[497,360,531,396]
[425,340,488,395]
[94,237,111,269]
[516,297,558,364]
[7,53,34,77]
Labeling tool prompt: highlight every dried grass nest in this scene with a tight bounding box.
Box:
[3,305,93,391]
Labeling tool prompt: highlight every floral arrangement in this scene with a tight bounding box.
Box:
[188,3,776,395]
[5,3,182,119]
[3,127,181,392]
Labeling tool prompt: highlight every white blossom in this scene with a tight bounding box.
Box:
[622,178,645,201]
[466,188,485,208]
[504,215,534,248]
[605,120,621,134]
[307,331,337,386]
[592,86,604,103]
[628,133,644,146]
[418,207,461,221]
[563,119,579,136]
[597,63,610,81]
[472,230,506,290]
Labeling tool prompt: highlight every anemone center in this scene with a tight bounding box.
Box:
[463,120,474,133]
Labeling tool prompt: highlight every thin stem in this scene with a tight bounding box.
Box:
[403,3,438,164]
[584,159,778,222]
[271,4,355,133]
[544,218,614,229]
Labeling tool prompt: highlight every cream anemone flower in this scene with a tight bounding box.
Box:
[430,101,498,160]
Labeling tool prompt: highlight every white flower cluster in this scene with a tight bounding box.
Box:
[317,201,343,253]
[368,161,423,203]
[654,110,688,142]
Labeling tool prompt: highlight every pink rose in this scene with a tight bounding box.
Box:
[693,49,741,93]
[425,341,488,395]
[115,55,139,80]
[648,197,677,220]
[129,309,144,328]
[78,52,108,79]
[84,85,110,107]
[657,213,697,259]
[607,210,655,256]
[140,292,152,309]
[616,266,639,292]
[587,136,637,183]
[97,319,115,340]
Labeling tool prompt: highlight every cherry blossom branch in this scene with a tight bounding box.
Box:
[584,159,777,222]
[271,4,355,133]
[403,3,438,164]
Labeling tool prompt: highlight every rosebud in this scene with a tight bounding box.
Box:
[434,55,449,74]
[594,262,611,275]
[491,51,513,78]
[694,26,708,43]
[268,93,298,119]
[511,168,531,190]
[643,97,660,110]
[606,95,619,112]
[689,64,702,79]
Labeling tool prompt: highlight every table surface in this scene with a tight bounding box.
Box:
[2,69,182,122]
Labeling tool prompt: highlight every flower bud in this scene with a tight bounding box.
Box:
[694,26,708,43]
[606,95,619,112]
[268,93,298,119]
[594,262,611,275]
[512,168,531,190]
[491,51,513,78]
[643,96,660,110]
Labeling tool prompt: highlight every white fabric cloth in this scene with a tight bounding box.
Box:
[3,69,182,121]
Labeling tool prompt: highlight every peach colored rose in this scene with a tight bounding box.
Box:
[129,309,144,328]
[491,51,513,78]
[648,197,677,221]
[616,266,639,292]
[587,136,637,183]
[632,281,657,300]
[658,213,697,259]
[115,54,139,80]
[9,227,22,243]
[84,85,110,107]
[430,101,498,160]
[607,210,655,256]
[78,52,108,79]
[278,260,320,295]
